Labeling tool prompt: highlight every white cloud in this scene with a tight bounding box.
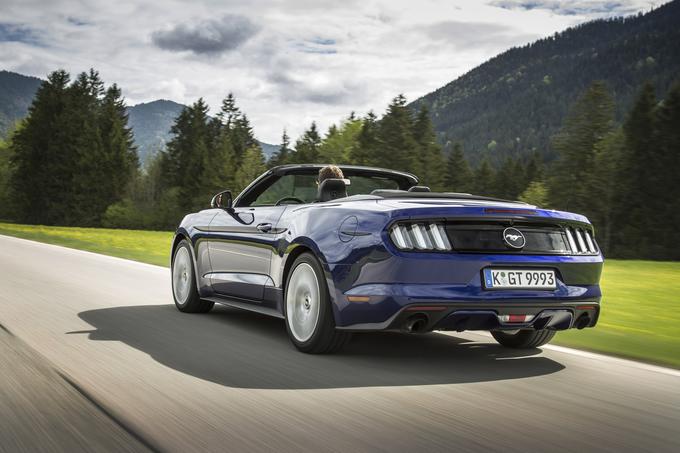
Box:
[0,0,664,143]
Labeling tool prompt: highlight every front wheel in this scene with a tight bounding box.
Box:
[491,329,555,349]
[172,240,213,313]
[284,253,351,353]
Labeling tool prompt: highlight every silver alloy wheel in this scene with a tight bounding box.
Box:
[172,246,192,305]
[286,262,321,342]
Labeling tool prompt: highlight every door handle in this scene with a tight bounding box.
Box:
[256,223,272,233]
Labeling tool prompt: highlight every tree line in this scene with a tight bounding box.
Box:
[0,68,678,259]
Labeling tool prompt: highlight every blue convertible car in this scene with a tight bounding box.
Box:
[171,164,603,353]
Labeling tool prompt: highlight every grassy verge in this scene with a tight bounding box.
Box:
[555,260,680,368]
[0,222,173,267]
[1,222,678,368]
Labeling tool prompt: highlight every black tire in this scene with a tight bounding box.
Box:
[284,253,351,354]
[171,240,214,314]
[491,329,556,349]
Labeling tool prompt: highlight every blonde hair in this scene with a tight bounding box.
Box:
[318,165,344,183]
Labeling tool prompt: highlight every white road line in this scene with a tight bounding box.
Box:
[458,331,680,377]
[3,233,679,378]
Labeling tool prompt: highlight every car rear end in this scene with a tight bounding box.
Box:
[333,201,603,340]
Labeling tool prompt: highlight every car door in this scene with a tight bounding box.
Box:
[206,205,286,301]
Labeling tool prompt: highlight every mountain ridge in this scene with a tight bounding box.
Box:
[410,0,680,164]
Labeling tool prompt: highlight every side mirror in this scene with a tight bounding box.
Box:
[211,190,233,210]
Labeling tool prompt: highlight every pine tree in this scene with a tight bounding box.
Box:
[318,117,362,164]
[444,143,472,193]
[652,82,680,259]
[350,111,378,165]
[375,95,419,173]
[10,70,71,224]
[524,152,544,185]
[548,81,614,214]
[472,158,495,196]
[292,122,322,163]
[0,138,11,219]
[162,98,212,212]
[97,84,139,215]
[615,83,657,258]
[588,129,625,254]
[269,129,291,167]
[9,69,137,226]
[235,146,266,192]
[412,105,446,190]
[219,93,257,164]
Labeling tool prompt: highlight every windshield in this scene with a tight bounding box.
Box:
[249,173,401,206]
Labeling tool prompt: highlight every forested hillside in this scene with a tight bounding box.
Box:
[0,70,42,136]
[411,0,680,164]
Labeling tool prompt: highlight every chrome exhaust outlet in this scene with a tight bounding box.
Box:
[404,314,429,333]
[575,314,591,330]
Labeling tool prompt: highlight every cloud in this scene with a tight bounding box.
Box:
[0,22,42,45]
[416,21,539,50]
[266,70,367,105]
[0,0,660,142]
[151,14,259,54]
[488,1,642,16]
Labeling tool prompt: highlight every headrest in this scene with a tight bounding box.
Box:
[317,178,348,202]
[408,185,431,192]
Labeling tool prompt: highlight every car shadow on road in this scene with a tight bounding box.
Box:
[71,304,565,389]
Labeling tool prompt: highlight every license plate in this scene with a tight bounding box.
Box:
[483,269,556,290]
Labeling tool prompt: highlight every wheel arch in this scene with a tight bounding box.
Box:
[280,242,341,325]
[171,231,203,294]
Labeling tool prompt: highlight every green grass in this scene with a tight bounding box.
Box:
[1,222,679,368]
[0,222,173,267]
[554,260,680,368]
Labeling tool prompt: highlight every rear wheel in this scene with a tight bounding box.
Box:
[284,253,351,353]
[172,240,213,313]
[491,329,555,348]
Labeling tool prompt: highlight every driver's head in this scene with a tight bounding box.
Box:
[317,165,344,185]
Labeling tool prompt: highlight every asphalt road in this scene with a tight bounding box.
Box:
[0,234,679,452]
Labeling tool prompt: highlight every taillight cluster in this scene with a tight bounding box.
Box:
[565,226,598,254]
[389,222,452,251]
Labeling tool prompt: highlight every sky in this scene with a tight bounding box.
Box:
[0,0,663,144]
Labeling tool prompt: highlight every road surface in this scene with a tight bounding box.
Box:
[0,234,679,452]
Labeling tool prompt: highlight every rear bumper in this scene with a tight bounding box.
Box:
[327,250,603,332]
[335,299,600,332]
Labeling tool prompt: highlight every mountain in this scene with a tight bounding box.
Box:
[127,99,185,163]
[0,70,43,136]
[0,71,279,163]
[127,100,280,163]
[411,0,680,164]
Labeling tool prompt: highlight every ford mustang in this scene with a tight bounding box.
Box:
[171,164,603,353]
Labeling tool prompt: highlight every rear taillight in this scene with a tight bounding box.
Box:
[565,226,598,254]
[389,222,452,251]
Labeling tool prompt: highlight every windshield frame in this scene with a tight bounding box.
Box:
[234,165,418,208]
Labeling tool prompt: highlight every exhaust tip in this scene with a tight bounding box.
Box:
[404,314,429,333]
[575,314,591,329]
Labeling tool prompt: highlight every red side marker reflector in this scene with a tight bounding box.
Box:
[576,305,596,310]
[347,296,371,302]
[499,314,535,323]
[509,314,528,323]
